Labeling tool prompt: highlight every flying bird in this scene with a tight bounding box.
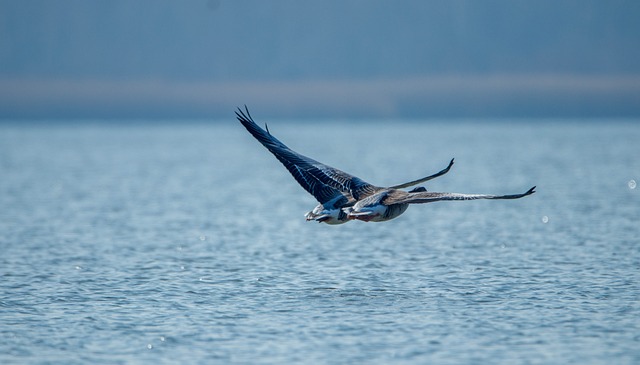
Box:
[236,107,453,224]
[236,106,535,223]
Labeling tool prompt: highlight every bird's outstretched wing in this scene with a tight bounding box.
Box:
[236,106,375,203]
[383,186,536,205]
[389,158,455,189]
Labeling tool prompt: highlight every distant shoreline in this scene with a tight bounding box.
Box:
[2,74,640,120]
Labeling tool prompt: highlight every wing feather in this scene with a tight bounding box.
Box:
[389,158,454,189]
[236,106,376,203]
[383,186,536,205]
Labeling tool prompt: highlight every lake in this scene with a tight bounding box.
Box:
[1,119,639,364]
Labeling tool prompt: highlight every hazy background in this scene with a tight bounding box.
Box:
[1,0,639,119]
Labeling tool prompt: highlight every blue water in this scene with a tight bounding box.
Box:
[1,120,639,364]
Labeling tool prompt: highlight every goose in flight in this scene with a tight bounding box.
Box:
[236,107,453,224]
[344,186,536,222]
[236,106,535,223]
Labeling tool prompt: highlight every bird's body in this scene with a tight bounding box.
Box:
[236,106,535,224]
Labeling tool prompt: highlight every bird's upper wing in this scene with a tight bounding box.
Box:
[383,186,536,205]
[389,158,455,189]
[291,167,350,208]
[236,106,377,203]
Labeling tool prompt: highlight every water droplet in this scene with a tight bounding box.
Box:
[147,344,153,350]
[541,216,549,224]
[629,180,637,189]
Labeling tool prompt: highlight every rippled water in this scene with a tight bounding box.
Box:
[1,120,639,364]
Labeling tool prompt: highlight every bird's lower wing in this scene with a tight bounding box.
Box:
[384,186,536,205]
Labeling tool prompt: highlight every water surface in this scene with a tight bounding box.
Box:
[1,120,639,364]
